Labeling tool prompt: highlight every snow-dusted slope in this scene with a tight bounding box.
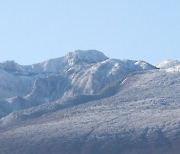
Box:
[156,60,180,69]
[0,50,179,154]
[0,69,34,99]
[0,50,107,97]
[26,59,156,105]
[156,60,180,72]
[0,66,179,154]
[0,50,108,99]
[0,50,156,117]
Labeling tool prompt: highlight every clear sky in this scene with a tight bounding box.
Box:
[0,0,180,65]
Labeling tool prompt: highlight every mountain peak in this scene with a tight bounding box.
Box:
[156,60,180,69]
[65,50,109,66]
[0,60,21,72]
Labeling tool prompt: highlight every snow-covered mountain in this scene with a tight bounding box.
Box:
[0,50,107,98]
[0,50,179,154]
[156,60,180,69]
[156,60,180,72]
[0,50,156,117]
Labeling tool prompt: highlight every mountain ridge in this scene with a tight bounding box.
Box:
[0,50,157,118]
[0,50,179,154]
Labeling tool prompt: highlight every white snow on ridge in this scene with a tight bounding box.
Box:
[65,50,109,66]
[156,60,180,69]
[0,50,156,107]
[156,60,180,72]
[0,50,179,154]
[0,50,108,74]
[27,50,108,73]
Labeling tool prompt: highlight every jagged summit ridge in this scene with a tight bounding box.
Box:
[65,50,109,66]
[29,50,109,73]
[156,60,180,72]
[0,60,22,72]
[0,50,109,74]
[156,60,180,68]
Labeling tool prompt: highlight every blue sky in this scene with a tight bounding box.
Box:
[0,0,180,65]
